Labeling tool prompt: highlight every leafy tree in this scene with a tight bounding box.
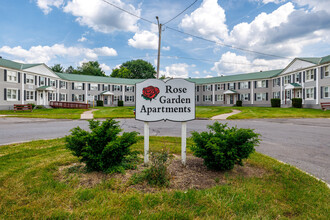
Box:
[51,64,65,73]
[76,61,106,77]
[111,67,131,78]
[65,66,75,74]
[111,59,156,79]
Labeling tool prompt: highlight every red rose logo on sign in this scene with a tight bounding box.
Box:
[142,86,160,101]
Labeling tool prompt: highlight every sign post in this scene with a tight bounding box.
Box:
[135,79,195,165]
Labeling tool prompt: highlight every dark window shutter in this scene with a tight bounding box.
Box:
[254,81,257,88]
[72,83,74,90]
[321,87,323,99]
[132,96,134,102]
[215,85,217,91]
[98,95,100,100]
[203,95,205,102]
[102,84,105,91]
[228,83,230,89]
[72,94,74,102]
[211,95,213,102]
[88,84,90,91]
[35,76,37,85]
[266,80,268,88]
[35,91,37,101]
[233,83,236,90]
[224,84,226,90]
[112,85,114,91]
[248,93,250,101]
[303,89,305,99]
[48,78,50,86]
[282,77,284,86]
[56,93,58,101]
[56,80,58,88]
[314,69,317,81]
[292,75,295,83]
[98,84,100,91]
[120,95,122,101]
[24,74,26,84]
[66,82,68,89]
[314,87,316,99]
[18,72,21,83]
[215,95,217,101]
[238,82,240,90]
[4,88,7,100]
[82,94,85,102]
[303,71,305,82]
[210,85,213,91]
[66,94,67,101]
[133,86,135,92]
[266,93,268,101]
[83,83,85,90]
[39,76,41,85]
[254,93,256,101]
[4,69,7,81]
[18,90,20,101]
[48,92,50,101]
[24,90,26,101]
[248,81,251,89]
[321,67,324,79]
[120,86,123,91]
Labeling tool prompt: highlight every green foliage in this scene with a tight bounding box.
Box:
[292,98,302,108]
[144,151,171,186]
[111,59,156,79]
[190,122,260,171]
[65,65,75,74]
[236,100,242,107]
[118,100,124,107]
[75,61,106,77]
[65,119,139,173]
[27,103,36,109]
[50,64,65,73]
[271,98,281,107]
[96,100,104,107]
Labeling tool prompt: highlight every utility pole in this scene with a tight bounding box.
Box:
[156,16,162,79]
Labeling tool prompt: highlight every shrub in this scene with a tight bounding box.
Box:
[96,100,103,107]
[292,98,302,108]
[271,98,281,107]
[144,150,170,186]
[36,105,46,109]
[190,122,260,171]
[65,119,139,173]
[27,103,36,109]
[236,100,242,107]
[118,100,124,107]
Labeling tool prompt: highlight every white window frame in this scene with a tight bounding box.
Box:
[241,93,249,101]
[205,85,212,91]
[273,92,280,99]
[228,83,235,90]
[114,96,119,102]
[323,86,329,98]
[324,65,329,78]
[295,73,300,82]
[113,85,121,92]
[74,82,83,90]
[126,96,134,102]
[60,81,66,89]
[60,93,66,101]
[50,79,56,87]
[240,82,249,89]
[256,80,266,88]
[49,92,56,101]
[73,94,84,102]
[284,75,291,85]
[26,75,34,85]
[305,87,314,100]
[286,90,291,100]
[126,86,134,92]
[40,77,45,86]
[216,94,223,101]
[306,69,314,81]
[7,71,18,83]
[7,88,18,101]
[90,83,98,91]
[256,93,266,101]
[26,90,34,101]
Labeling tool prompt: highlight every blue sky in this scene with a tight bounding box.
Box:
[1,0,330,78]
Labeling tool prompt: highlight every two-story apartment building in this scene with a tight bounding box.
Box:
[1,55,330,110]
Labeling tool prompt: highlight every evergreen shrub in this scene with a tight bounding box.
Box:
[118,100,124,106]
[271,98,281,107]
[292,98,302,108]
[236,100,242,107]
[96,100,103,107]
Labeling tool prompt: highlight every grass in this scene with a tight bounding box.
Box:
[93,106,135,118]
[0,137,329,219]
[0,108,86,119]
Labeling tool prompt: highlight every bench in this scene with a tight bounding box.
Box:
[320,102,330,111]
[14,104,33,112]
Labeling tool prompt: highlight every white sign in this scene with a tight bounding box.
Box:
[135,79,195,122]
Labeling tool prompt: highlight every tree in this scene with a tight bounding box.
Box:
[51,64,65,73]
[65,66,75,74]
[111,59,156,79]
[76,61,106,77]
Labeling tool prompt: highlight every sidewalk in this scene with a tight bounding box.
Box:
[211,109,241,120]
[80,109,98,120]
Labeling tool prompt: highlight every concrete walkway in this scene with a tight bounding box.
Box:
[80,109,98,120]
[211,109,241,120]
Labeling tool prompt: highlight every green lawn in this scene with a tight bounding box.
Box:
[0,108,86,119]
[0,138,329,219]
[93,106,135,118]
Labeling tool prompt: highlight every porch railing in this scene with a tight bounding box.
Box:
[49,101,89,109]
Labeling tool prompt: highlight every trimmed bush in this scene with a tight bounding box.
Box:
[65,119,139,173]
[96,100,103,107]
[27,103,36,109]
[144,150,170,186]
[190,122,260,171]
[271,98,281,107]
[236,100,242,107]
[292,98,302,108]
[118,100,124,107]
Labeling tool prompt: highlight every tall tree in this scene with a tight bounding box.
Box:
[111,59,156,79]
[51,64,65,73]
[76,61,106,77]
[65,66,75,74]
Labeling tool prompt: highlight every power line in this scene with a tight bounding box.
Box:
[163,0,199,25]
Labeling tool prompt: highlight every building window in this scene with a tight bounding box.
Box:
[126,86,134,92]
[7,89,18,101]
[73,94,84,102]
[114,96,119,102]
[296,73,300,82]
[256,80,266,88]
[113,85,121,91]
[49,92,56,101]
[228,83,235,90]
[274,78,280,86]
[60,93,66,101]
[125,96,134,102]
[284,75,291,85]
[40,77,45,86]
[240,82,249,89]
[306,69,314,81]
[26,75,34,84]
[256,93,267,101]
[196,95,199,102]
[323,86,329,98]
[240,93,249,101]
[273,92,280,99]
[26,90,34,101]
[205,85,212,91]
[325,66,329,77]
[50,80,56,87]
[204,95,212,101]
[60,81,66,89]
[7,71,18,83]
[286,90,291,100]
[216,94,223,101]
[90,83,98,91]
[216,84,224,90]
[74,82,83,90]
[305,88,314,100]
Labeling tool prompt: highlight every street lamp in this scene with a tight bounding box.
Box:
[156,16,162,79]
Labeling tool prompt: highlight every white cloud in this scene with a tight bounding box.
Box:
[128,31,158,50]
[160,63,190,78]
[0,44,117,64]
[63,0,140,33]
[36,0,64,14]
[293,0,330,13]
[184,37,193,42]
[261,0,286,4]
[179,0,228,41]
[78,36,87,42]
[162,46,170,51]
[212,52,287,75]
